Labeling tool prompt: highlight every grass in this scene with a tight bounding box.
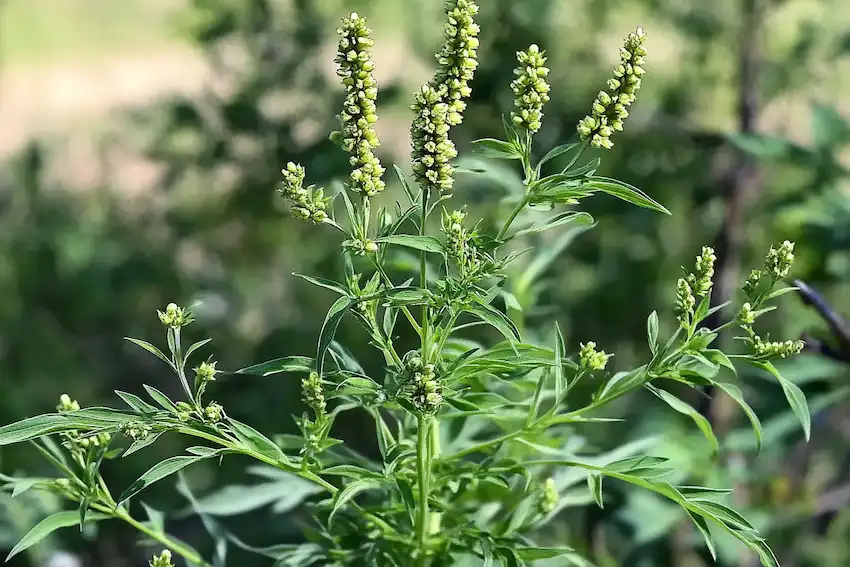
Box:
[0,0,187,66]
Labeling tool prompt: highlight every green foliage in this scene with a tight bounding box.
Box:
[0,5,819,566]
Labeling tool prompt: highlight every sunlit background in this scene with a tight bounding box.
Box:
[2,0,850,565]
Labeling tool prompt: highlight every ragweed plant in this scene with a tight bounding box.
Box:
[0,9,812,567]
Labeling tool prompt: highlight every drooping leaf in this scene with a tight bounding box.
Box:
[585,176,671,215]
[713,382,762,451]
[227,418,291,464]
[119,452,224,504]
[237,356,315,377]
[464,302,521,344]
[376,234,444,254]
[6,511,109,560]
[316,296,353,375]
[329,478,383,526]
[646,384,718,455]
[587,473,603,508]
[750,360,811,441]
[471,138,521,160]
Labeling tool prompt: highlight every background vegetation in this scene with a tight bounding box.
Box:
[1,0,849,565]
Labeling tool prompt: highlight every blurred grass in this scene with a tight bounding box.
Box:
[0,0,186,66]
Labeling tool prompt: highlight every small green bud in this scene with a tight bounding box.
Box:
[539,477,558,514]
[742,269,763,297]
[194,360,219,383]
[739,302,755,325]
[120,421,152,441]
[157,303,191,328]
[204,402,224,423]
[579,342,610,371]
[175,401,194,422]
[752,336,804,359]
[57,394,80,413]
[150,550,175,567]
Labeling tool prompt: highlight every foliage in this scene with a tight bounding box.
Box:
[0,5,819,566]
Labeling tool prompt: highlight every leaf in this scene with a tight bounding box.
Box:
[194,477,321,517]
[376,234,444,254]
[585,176,671,215]
[384,288,431,307]
[703,349,736,375]
[727,132,792,158]
[228,418,291,464]
[0,414,76,446]
[514,547,580,560]
[553,323,567,402]
[317,296,353,375]
[123,431,164,457]
[292,274,349,296]
[512,211,595,238]
[687,509,718,560]
[646,385,719,455]
[237,356,315,376]
[115,391,160,414]
[538,142,581,169]
[143,385,179,414]
[465,302,521,344]
[124,337,174,368]
[587,473,603,508]
[395,478,416,526]
[6,511,108,560]
[471,138,521,160]
[119,454,221,504]
[810,102,848,148]
[713,382,762,452]
[393,164,418,204]
[647,311,659,354]
[329,478,383,526]
[750,360,811,441]
[185,338,213,361]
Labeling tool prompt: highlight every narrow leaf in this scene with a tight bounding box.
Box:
[317,297,353,375]
[751,360,811,440]
[124,338,174,368]
[585,176,671,215]
[471,138,521,160]
[329,478,383,525]
[119,454,214,504]
[376,235,444,254]
[6,511,108,560]
[646,385,719,454]
[587,473,603,508]
[237,356,315,376]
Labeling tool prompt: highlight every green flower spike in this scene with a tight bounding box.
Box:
[432,0,480,126]
[302,371,327,418]
[577,26,647,149]
[278,162,329,224]
[334,12,386,196]
[510,44,551,133]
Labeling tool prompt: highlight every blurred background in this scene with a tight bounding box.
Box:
[1,0,850,565]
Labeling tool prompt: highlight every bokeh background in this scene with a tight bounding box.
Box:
[2,0,850,565]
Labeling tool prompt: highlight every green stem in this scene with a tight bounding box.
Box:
[496,197,529,242]
[441,429,525,462]
[420,188,430,354]
[416,416,431,566]
[114,507,213,567]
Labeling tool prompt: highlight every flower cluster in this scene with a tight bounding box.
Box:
[334,12,386,196]
[442,209,480,277]
[120,421,152,441]
[410,0,480,193]
[752,336,805,359]
[738,302,756,325]
[579,341,610,371]
[194,360,219,383]
[405,352,442,413]
[688,246,716,298]
[302,371,327,418]
[577,26,647,149]
[56,395,111,451]
[278,162,330,224]
[510,44,551,133]
[742,269,762,298]
[57,393,80,413]
[204,402,224,423]
[765,240,795,280]
[432,0,480,126]
[674,278,695,327]
[157,303,192,328]
[537,477,559,514]
[150,550,175,567]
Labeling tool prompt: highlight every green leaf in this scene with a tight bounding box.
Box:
[119,453,222,504]
[317,296,353,375]
[553,322,567,402]
[6,511,109,560]
[292,273,349,296]
[512,211,595,238]
[538,142,581,169]
[185,338,213,361]
[395,478,416,526]
[329,478,383,526]
[465,302,521,344]
[647,311,659,354]
[228,418,291,464]
[194,476,321,517]
[471,138,521,160]
[143,385,179,414]
[237,356,315,376]
[124,337,174,368]
[687,509,718,561]
[727,132,792,158]
[0,414,76,446]
[514,547,581,560]
[376,234,444,254]
[810,102,848,148]
[393,164,418,204]
[703,349,736,375]
[585,176,671,215]
[646,385,719,455]
[713,382,762,451]
[115,391,160,414]
[750,360,811,441]
[587,473,603,508]
[384,288,431,307]
[123,431,164,457]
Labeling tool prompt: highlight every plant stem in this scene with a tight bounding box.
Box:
[114,507,213,567]
[496,197,528,242]
[416,416,431,566]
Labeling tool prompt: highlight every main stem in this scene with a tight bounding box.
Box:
[415,186,432,566]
